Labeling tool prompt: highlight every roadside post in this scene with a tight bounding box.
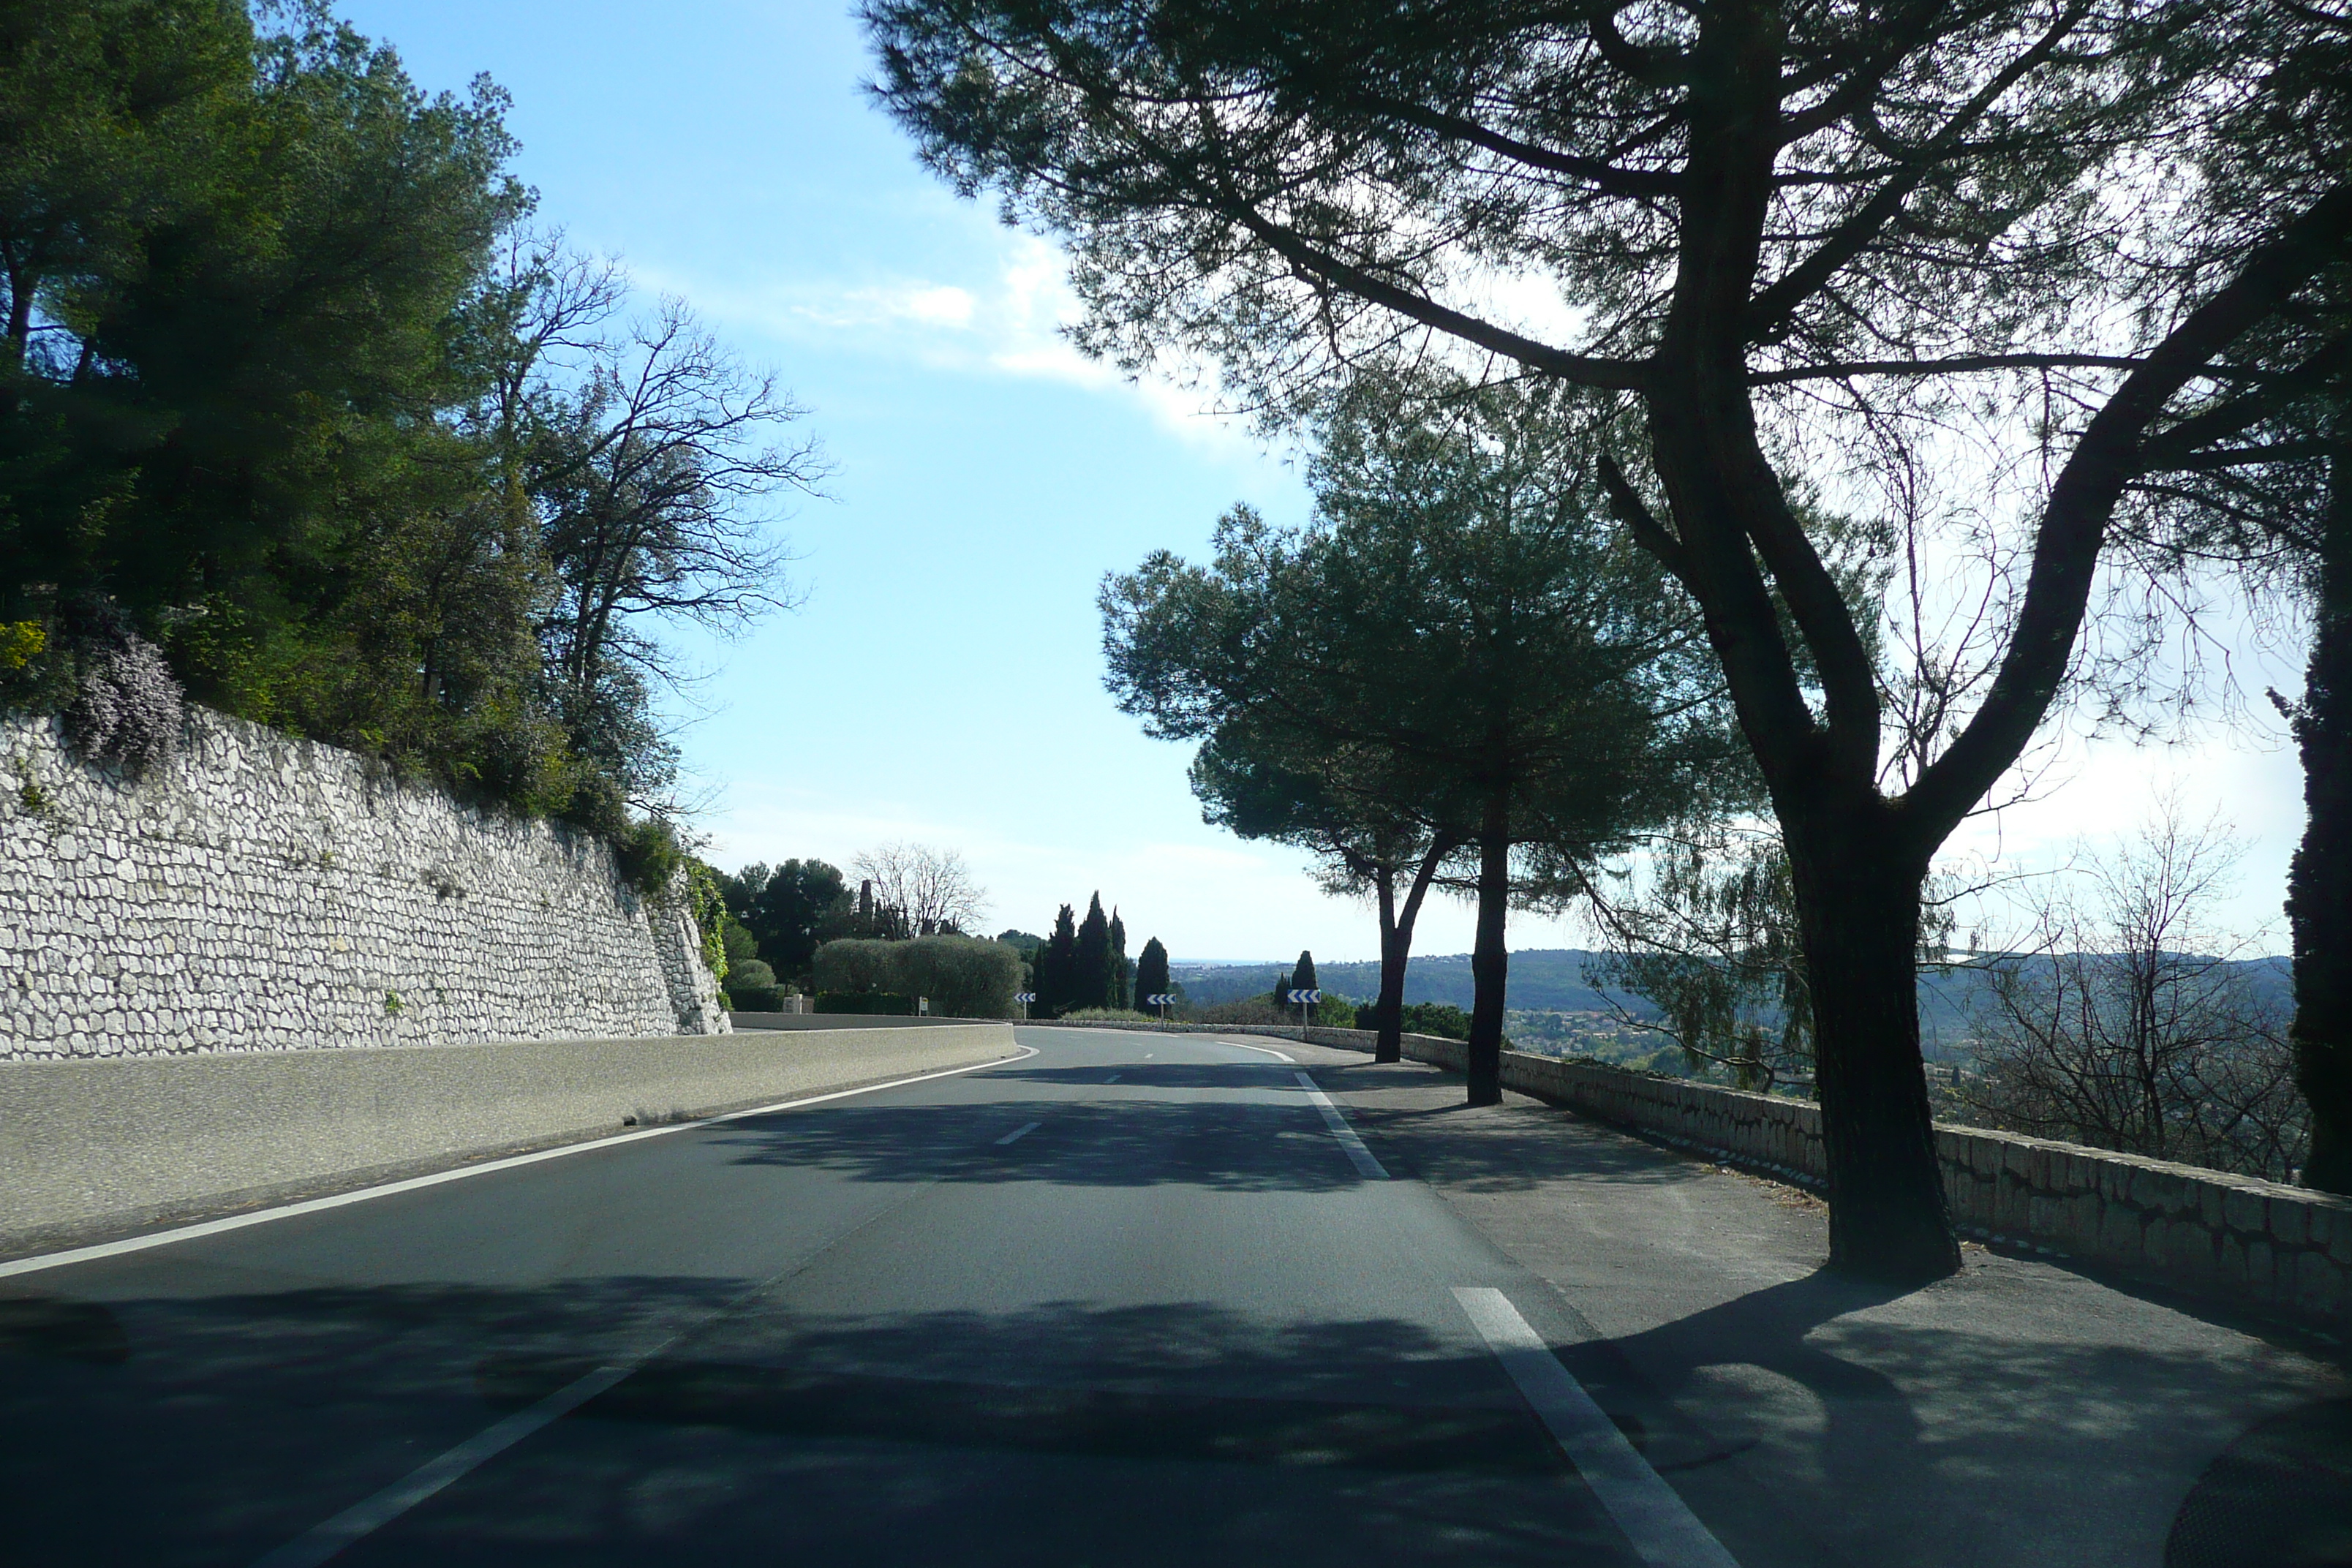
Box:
[1285,988,1321,1040]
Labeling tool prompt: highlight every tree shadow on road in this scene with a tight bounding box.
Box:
[709,1082,1367,1193]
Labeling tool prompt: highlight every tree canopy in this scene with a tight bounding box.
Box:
[0,0,818,851]
[1105,377,1732,1097]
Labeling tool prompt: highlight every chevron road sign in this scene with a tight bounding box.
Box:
[1284,990,1322,1005]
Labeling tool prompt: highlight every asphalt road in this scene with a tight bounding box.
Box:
[0,1026,1718,1567]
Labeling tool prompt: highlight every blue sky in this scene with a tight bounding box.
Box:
[340,0,2304,962]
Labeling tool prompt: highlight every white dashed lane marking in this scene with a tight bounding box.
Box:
[1454,1287,1742,1568]
[1291,1072,1387,1180]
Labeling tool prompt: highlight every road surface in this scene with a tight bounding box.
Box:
[4,1025,2342,1567]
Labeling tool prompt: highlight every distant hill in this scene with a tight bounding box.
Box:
[1170,950,1641,1013]
[1170,949,2293,1055]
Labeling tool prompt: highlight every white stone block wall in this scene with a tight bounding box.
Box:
[0,709,728,1058]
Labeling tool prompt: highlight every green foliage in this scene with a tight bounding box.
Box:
[11,755,48,816]
[812,933,1022,1018]
[683,859,729,978]
[1033,902,1079,1015]
[1134,936,1170,1006]
[1586,832,1814,1093]
[1355,1001,1471,1042]
[731,859,851,983]
[612,816,686,898]
[0,3,815,888]
[0,623,42,671]
[1196,996,1289,1025]
[1074,892,1113,1011]
[1289,950,1317,994]
[891,934,1022,1019]
[813,991,916,1016]
[1107,377,1740,1066]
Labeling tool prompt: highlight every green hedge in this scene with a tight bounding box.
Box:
[814,991,918,1016]
[813,935,1022,1018]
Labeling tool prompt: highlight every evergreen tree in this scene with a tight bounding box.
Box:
[877,0,2352,1281]
[1291,950,1318,995]
[1108,908,1131,1009]
[1074,892,1113,1011]
[1037,903,1079,1016]
[1134,937,1171,1011]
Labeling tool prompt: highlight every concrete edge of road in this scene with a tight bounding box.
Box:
[0,1024,1021,1264]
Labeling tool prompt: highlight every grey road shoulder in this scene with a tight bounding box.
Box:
[1297,1049,2349,1568]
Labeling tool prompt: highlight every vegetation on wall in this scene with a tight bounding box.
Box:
[0,1,818,870]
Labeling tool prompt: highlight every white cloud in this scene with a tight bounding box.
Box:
[643,233,1275,462]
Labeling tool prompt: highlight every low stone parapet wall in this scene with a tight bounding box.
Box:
[0,1022,1018,1257]
[1299,1030,2349,1330]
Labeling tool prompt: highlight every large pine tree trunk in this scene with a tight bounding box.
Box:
[2292,420,2352,1194]
[1373,842,1450,1065]
[1466,792,1511,1107]
[1373,868,1406,1064]
[1786,804,1959,1281]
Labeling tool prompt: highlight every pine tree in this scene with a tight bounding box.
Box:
[1135,937,1171,1011]
[1075,893,1113,1011]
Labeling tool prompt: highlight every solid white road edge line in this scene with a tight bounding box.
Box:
[1222,1040,1297,1063]
[0,1043,1044,1281]
[1292,1071,1388,1180]
[1452,1286,1742,1568]
[249,1363,634,1568]
[994,1120,1042,1146]
[1104,1072,1121,1083]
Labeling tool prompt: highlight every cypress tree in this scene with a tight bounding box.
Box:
[1039,903,1079,1016]
[1291,950,1318,995]
[1075,893,1113,1010]
[1135,937,1171,1010]
[1109,908,1131,1009]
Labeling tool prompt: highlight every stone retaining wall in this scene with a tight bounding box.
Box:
[1,709,726,1058]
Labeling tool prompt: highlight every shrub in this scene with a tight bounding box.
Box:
[1353,1001,1473,1041]
[1197,996,1289,1025]
[730,957,777,992]
[614,817,687,897]
[813,933,1022,1017]
[813,938,898,996]
[728,985,785,1011]
[893,934,1021,1018]
[814,992,917,1015]
[0,622,43,671]
[67,634,184,773]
